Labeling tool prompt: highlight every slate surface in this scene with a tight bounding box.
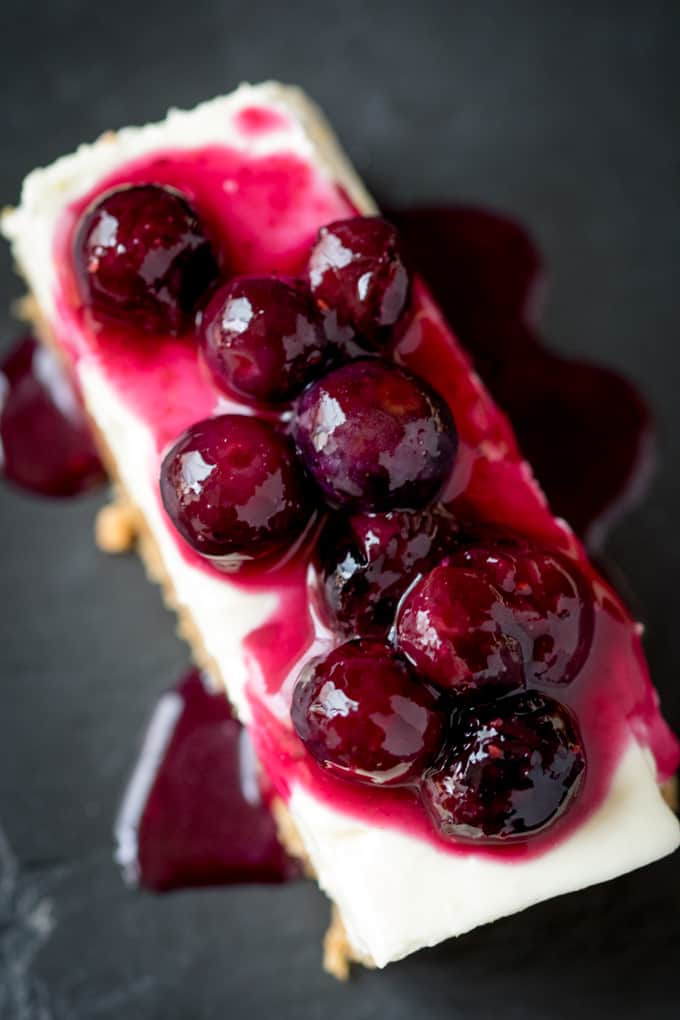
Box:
[1,2,679,1017]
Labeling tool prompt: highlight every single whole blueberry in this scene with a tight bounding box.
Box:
[314,507,458,638]
[294,359,458,512]
[74,183,219,335]
[396,534,594,693]
[446,537,595,686]
[421,691,585,842]
[160,414,312,569]
[307,216,411,347]
[200,276,330,404]
[291,638,445,786]
[396,563,526,696]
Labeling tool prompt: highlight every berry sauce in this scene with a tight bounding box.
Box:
[44,106,677,863]
[0,335,105,497]
[116,668,297,890]
[391,206,655,548]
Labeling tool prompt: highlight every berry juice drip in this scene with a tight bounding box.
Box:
[0,336,104,497]
[392,206,653,547]
[115,669,298,891]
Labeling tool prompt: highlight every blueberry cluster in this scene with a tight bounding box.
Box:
[74,184,590,843]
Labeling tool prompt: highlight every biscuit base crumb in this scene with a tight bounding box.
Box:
[271,797,376,977]
[323,906,375,980]
[270,797,314,877]
[661,775,678,813]
[95,498,138,554]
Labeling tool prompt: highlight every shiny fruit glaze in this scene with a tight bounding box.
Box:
[116,668,297,890]
[48,114,678,860]
[396,562,528,698]
[446,539,595,686]
[392,206,655,548]
[313,506,456,639]
[294,359,458,512]
[307,216,410,347]
[422,692,585,842]
[200,275,330,404]
[291,639,444,786]
[159,414,313,567]
[396,536,595,695]
[0,336,105,497]
[74,184,219,335]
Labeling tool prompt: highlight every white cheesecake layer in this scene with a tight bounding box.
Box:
[3,83,678,967]
[291,742,679,966]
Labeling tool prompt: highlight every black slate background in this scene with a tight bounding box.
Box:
[1,2,679,1017]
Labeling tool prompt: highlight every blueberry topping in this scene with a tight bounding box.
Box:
[447,538,595,687]
[307,216,411,347]
[200,276,330,404]
[74,184,218,335]
[314,507,456,638]
[294,359,458,512]
[160,414,312,567]
[396,563,526,696]
[422,691,585,842]
[291,639,445,786]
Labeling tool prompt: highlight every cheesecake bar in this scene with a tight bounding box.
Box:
[3,82,678,971]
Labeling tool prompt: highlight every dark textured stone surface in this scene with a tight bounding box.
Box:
[1,2,678,1016]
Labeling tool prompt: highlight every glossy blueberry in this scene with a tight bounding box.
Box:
[294,359,458,512]
[74,184,218,334]
[396,535,594,692]
[314,507,457,638]
[291,639,445,786]
[447,538,595,687]
[160,414,312,568]
[307,216,411,347]
[421,691,585,842]
[200,276,330,404]
[396,563,526,696]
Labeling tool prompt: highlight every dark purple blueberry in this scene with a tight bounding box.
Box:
[307,216,411,347]
[396,563,526,696]
[291,639,445,786]
[294,359,458,512]
[160,414,312,568]
[74,184,219,335]
[200,276,330,404]
[421,691,585,842]
[314,507,457,638]
[446,538,595,686]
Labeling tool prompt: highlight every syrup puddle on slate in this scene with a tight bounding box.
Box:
[0,336,105,497]
[115,668,298,890]
[0,205,656,890]
[391,206,654,550]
